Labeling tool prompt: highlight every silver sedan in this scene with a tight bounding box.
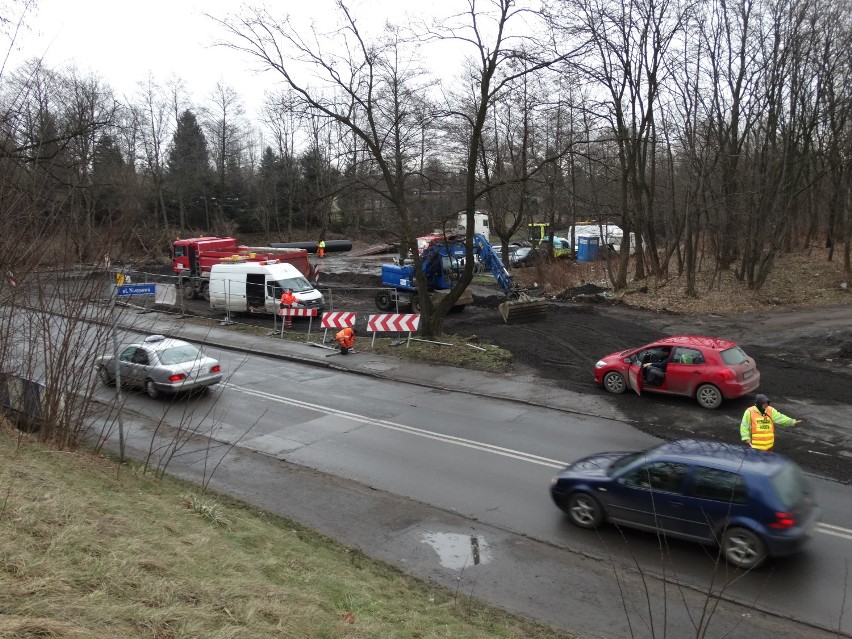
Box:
[96,335,222,399]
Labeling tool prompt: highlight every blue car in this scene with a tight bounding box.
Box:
[550,439,820,569]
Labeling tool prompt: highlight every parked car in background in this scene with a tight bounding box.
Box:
[593,335,760,409]
[513,246,550,268]
[508,246,532,267]
[550,439,820,569]
[96,335,222,399]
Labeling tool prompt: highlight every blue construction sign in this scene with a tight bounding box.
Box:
[116,283,156,296]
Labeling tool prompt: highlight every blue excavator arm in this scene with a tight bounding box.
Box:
[472,234,514,294]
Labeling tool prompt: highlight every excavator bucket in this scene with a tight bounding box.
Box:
[498,293,549,324]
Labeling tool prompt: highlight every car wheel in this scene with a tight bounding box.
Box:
[410,295,421,314]
[696,383,722,409]
[567,492,604,529]
[200,281,210,302]
[98,367,114,386]
[144,379,161,400]
[721,527,767,569]
[602,371,627,394]
[375,290,393,312]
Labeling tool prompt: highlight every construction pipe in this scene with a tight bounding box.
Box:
[269,240,353,254]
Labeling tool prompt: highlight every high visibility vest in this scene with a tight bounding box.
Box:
[280,292,296,306]
[336,328,355,348]
[746,406,776,450]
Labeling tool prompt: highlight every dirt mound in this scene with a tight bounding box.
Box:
[554,283,612,302]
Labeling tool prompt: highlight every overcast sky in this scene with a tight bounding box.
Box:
[8,0,460,116]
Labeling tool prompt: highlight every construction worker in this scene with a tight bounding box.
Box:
[741,393,803,451]
[335,327,355,355]
[317,239,326,258]
[279,288,297,329]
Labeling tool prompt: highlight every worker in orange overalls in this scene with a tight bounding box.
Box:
[279,288,298,329]
[317,239,326,258]
[335,327,355,355]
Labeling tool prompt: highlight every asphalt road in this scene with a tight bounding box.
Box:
[163,259,852,486]
[80,314,852,639]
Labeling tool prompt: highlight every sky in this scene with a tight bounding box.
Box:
[7,0,462,117]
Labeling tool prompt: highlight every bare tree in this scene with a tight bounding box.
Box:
[215,1,564,336]
[204,82,248,224]
[549,0,688,289]
[134,75,172,230]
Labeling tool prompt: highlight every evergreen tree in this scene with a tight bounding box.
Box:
[165,110,211,229]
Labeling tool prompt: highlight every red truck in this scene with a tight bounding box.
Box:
[172,236,313,300]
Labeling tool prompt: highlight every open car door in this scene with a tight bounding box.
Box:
[627,354,644,396]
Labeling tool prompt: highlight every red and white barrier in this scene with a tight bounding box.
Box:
[277,307,319,338]
[320,311,356,345]
[367,313,420,347]
[321,312,356,329]
[278,307,318,317]
[367,313,420,332]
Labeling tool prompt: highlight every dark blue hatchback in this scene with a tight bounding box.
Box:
[550,439,820,569]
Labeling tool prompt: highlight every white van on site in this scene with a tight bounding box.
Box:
[209,261,325,314]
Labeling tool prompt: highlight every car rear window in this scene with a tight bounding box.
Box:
[720,346,749,365]
[159,345,201,365]
[692,466,748,503]
[770,462,809,509]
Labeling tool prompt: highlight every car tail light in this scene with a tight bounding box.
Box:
[210,365,221,373]
[716,368,737,381]
[769,511,796,529]
[168,373,187,382]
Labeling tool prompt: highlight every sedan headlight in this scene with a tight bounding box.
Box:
[594,360,607,368]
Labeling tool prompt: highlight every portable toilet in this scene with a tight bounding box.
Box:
[577,236,600,261]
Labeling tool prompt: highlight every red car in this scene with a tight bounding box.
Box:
[593,336,760,409]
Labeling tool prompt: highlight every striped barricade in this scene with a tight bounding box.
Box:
[277,307,319,338]
[367,313,420,347]
[320,311,356,344]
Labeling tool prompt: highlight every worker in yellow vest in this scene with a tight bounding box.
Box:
[317,239,326,258]
[740,394,803,451]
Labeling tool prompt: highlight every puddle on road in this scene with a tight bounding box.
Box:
[419,532,492,570]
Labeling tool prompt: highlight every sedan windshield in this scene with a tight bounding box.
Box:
[159,345,201,365]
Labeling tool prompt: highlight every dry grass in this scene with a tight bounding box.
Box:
[0,424,572,639]
[513,247,852,315]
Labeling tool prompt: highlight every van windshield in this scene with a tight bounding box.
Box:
[273,276,312,294]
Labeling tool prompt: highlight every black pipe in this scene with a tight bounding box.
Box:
[269,240,352,254]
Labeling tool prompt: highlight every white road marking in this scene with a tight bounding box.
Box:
[223,382,566,468]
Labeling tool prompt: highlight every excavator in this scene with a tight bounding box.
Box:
[375,233,548,323]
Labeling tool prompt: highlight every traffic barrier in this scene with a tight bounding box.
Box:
[278,308,318,318]
[320,311,356,344]
[321,312,356,329]
[278,307,319,338]
[367,313,420,347]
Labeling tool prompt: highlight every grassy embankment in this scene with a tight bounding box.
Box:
[0,427,573,639]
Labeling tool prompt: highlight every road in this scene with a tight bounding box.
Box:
[84,324,852,639]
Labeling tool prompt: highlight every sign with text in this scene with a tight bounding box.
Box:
[116,283,156,297]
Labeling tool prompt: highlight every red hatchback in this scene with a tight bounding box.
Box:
[593,336,761,409]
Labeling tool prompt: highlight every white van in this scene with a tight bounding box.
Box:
[209,261,325,314]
